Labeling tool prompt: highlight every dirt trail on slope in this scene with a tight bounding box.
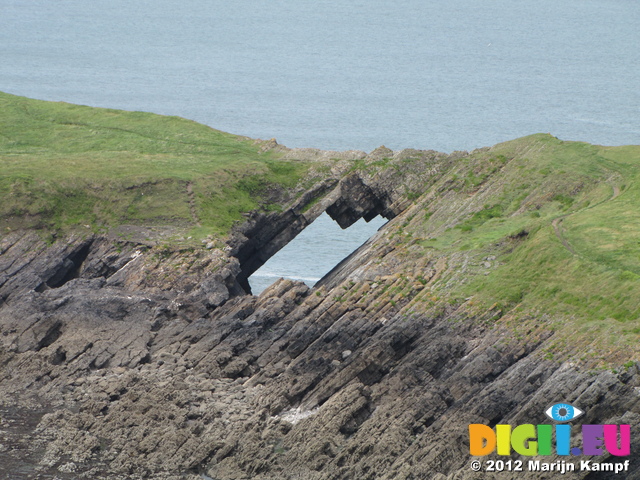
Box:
[552,216,575,254]
[186,181,201,226]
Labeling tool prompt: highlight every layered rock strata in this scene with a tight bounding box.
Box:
[0,146,638,480]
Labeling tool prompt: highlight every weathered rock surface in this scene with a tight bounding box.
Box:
[1,148,639,479]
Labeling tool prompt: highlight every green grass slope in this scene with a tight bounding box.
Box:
[0,91,308,240]
[385,134,640,362]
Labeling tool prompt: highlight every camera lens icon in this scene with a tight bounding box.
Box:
[545,403,584,423]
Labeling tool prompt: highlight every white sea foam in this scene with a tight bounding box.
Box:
[252,272,322,283]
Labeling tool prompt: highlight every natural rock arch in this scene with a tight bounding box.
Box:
[228,173,399,294]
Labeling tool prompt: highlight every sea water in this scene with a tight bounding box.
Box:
[249,213,387,294]
[2,0,638,291]
[2,0,638,152]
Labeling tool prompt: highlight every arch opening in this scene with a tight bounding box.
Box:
[248,212,387,295]
[228,173,399,294]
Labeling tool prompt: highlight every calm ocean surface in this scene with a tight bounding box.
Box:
[2,0,639,292]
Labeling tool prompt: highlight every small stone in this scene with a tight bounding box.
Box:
[59,462,77,473]
[342,350,352,359]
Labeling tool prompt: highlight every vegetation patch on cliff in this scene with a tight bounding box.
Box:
[392,134,640,362]
[0,91,310,239]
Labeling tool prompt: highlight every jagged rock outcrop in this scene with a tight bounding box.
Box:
[230,146,449,294]
[1,144,639,480]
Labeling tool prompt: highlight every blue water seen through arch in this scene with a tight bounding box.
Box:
[248,213,387,295]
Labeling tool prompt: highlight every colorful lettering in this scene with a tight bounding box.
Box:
[604,425,630,456]
[468,422,630,457]
[469,424,496,456]
[511,424,537,456]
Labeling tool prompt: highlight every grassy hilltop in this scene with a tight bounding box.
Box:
[0,91,309,240]
[1,91,639,363]
[362,133,640,362]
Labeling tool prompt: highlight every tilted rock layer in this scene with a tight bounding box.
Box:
[1,138,639,480]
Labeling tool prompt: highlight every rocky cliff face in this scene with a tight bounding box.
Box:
[1,142,639,480]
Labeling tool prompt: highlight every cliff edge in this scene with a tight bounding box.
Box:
[1,93,639,479]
